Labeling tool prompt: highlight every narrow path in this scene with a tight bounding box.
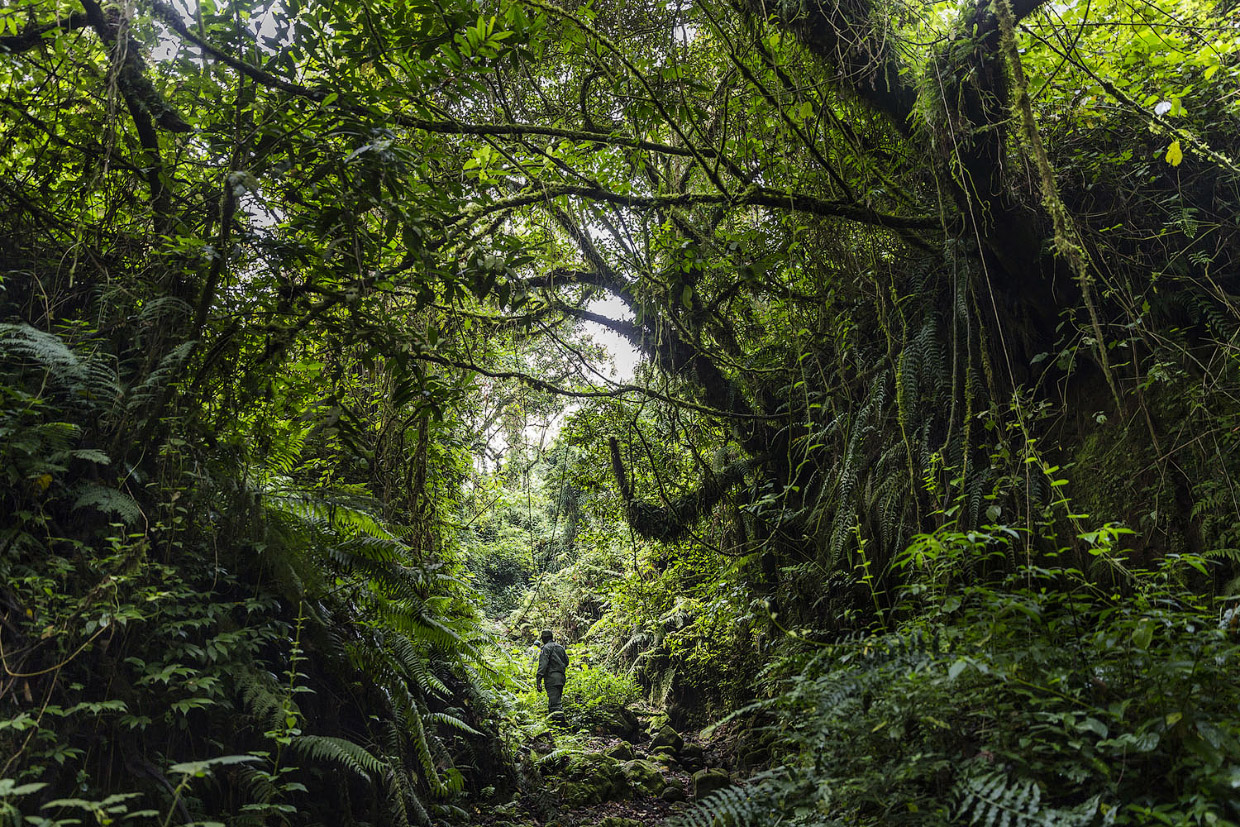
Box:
[471,713,737,827]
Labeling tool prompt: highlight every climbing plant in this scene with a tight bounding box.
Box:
[4,0,1240,820]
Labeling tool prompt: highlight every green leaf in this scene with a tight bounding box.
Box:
[1079,717,1108,738]
[169,755,260,777]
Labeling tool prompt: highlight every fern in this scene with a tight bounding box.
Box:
[390,635,451,698]
[384,767,415,827]
[404,696,445,793]
[1,323,86,378]
[71,482,142,524]
[954,770,1102,827]
[425,711,481,737]
[289,734,387,780]
[123,340,195,415]
[242,466,489,824]
[262,482,396,541]
[235,666,285,730]
[406,787,432,827]
[0,323,121,416]
[1202,548,1240,564]
[132,295,192,330]
[826,372,888,566]
[668,769,812,827]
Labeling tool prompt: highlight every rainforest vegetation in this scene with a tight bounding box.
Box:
[3,0,1240,823]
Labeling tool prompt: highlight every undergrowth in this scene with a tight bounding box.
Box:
[0,323,506,825]
[673,526,1240,826]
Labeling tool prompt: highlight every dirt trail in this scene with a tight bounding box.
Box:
[470,714,737,827]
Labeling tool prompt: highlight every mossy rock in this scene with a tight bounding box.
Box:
[737,745,770,771]
[661,782,687,803]
[593,705,641,740]
[680,743,705,768]
[649,723,684,753]
[605,741,635,761]
[692,768,731,800]
[621,758,666,795]
[598,819,645,827]
[548,752,632,808]
[652,745,681,762]
[527,728,556,756]
[650,749,681,773]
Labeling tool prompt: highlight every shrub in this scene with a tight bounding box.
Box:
[561,660,641,730]
[672,527,1240,826]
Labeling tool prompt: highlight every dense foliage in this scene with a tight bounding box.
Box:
[673,523,1240,825]
[3,0,1240,821]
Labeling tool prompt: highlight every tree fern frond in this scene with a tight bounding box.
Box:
[378,601,464,650]
[0,322,84,377]
[404,775,432,827]
[124,340,195,415]
[405,699,444,795]
[261,483,395,541]
[133,295,193,328]
[425,711,481,737]
[71,482,142,524]
[0,324,121,414]
[954,769,1098,827]
[383,767,415,827]
[235,666,285,730]
[668,780,785,827]
[235,762,279,807]
[390,635,450,698]
[290,734,387,780]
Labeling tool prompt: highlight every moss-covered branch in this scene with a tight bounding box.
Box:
[609,436,755,542]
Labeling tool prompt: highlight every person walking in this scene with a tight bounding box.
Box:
[536,629,569,718]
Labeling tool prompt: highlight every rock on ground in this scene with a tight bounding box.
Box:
[660,780,687,803]
[621,759,667,795]
[649,723,684,753]
[546,751,632,808]
[692,768,731,800]
[606,741,635,761]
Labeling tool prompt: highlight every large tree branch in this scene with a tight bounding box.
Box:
[84,1,191,135]
[414,352,783,420]
[535,204,766,434]
[750,0,1066,374]
[747,0,1050,132]
[562,294,767,441]
[518,267,623,294]
[448,184,938,233]
[148,0,327,99]
[394,116,740,163]
[742,0,917,130]
[608,435,757,542]
[80,0,182,239]
[0,13,90,53]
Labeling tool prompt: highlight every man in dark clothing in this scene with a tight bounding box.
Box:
[536,629,569,716]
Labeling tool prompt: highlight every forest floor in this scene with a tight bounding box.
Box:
[468,711,738,827]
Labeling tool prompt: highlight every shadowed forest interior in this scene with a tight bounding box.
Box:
[3,0,1240,823]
